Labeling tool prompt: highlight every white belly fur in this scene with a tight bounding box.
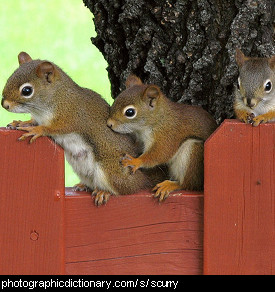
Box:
[168,138,203,184]
[53,133,116,194]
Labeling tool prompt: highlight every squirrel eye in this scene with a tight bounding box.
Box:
[123,106,137,119]
[20,83,34,98]
[22,86,33,96]
[264,80,272,93]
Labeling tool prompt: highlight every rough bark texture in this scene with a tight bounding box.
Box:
[83,0,274,123]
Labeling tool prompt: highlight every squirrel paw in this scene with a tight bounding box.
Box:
[238,112,255,124]
[7,119,37,130]
[252,115,268,127]
[152,180,181,202]
[7,120,23,130]
[121,154,141,173]
[246,113,255,124]
[73,183,92,192]
[92,189,111,206]
[17,126,44,143]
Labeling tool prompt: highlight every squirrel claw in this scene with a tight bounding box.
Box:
[7,119,37,130]
[236,110,255,124]
[242,113,254,124]
[73,183,92,192]
[153,188,170,202]
[17,126,43,143]
[153,180,181,202]
[7,120,22,130]
[121,154,141,173]
[252,115,265,127]
[247,113,255,124]
[18,132,41,143]
[92,189,111,206]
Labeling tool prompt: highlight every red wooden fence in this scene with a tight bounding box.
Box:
[204,120,275,274]
[0,119,274,275]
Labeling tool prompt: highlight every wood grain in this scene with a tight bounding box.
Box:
[65,189,203,275]
[0,128,203,275]
[204,120,275,275]
[0,128,65,275]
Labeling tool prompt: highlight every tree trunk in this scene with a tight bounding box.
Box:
[83,0,274,123]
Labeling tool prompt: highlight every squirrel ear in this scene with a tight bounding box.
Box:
[268,55,275,70]
[18,52,32,65]
[36,62,56,83]
[125,75,143,88]
[143,85,160,108]
[235,48,248,67]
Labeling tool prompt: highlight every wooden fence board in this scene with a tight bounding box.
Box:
[2,120,274,275]
[0,129,65,275]
[204,120,275,275]
[64,189,203,275]
[0,128,203,275]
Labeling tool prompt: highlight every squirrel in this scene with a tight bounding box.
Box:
[107,75,217,201]
[234,48,275,126]
[1,52,166,206]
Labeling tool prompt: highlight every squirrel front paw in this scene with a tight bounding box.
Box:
[17,126,44,143]
[121,154,142,173]
[237,111,255,124]
[7,120,35,130]
[7,120,23,130]
[7,119,37,130]
[252,115,268,127]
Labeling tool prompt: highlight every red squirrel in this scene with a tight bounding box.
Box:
[107,75,217,201]
[234,48,275,126]
[1,52,166,205]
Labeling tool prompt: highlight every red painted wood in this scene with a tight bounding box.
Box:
[0,128,65,274]
[0,129,204,275]
[64,188,203,275]
[4,121,275,275]
[204,120,275,274]
[0,128,203,275]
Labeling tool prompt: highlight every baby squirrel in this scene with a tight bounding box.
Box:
[107,75,217,201]
[234,48,275,126]
[1,52,166,205]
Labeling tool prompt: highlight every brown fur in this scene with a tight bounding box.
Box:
[107,75,217,201]
[234,49,275,126]
[1,53,167,205]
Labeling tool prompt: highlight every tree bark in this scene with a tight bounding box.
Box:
[83,0,274,123]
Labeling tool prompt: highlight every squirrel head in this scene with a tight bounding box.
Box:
[107,75,164,133]
[1,52,59,116]
[235,48,275,109]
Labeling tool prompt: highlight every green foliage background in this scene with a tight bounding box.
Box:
[0,0,111,186]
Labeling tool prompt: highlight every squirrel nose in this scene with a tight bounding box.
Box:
[107,119,114,128]
[1,99,10,110]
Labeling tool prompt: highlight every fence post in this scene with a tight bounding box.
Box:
[0,128,65,274]
[204,120,275,274]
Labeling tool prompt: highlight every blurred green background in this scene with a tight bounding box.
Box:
[0,0,112,186]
